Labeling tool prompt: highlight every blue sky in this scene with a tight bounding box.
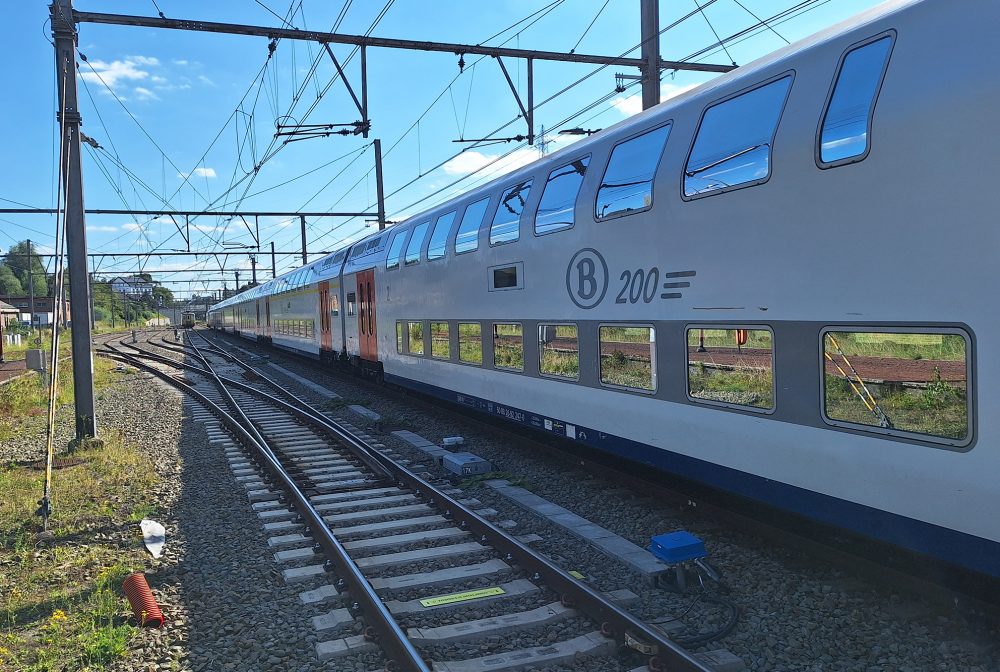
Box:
[1,0,883,297]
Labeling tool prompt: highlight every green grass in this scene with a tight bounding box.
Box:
[493,324,523,371]
[600,326,653,344]
[430,323,450,359]
[687,328,772,350]
[540,349,579,379]
[688,364,774,409]
[825,375,967,439]
[824,331,966,361]
[0,430,158,671]
[407,322,424,355]
[458,324,482,364]
[0,355,115,443]
[600,353,653,390]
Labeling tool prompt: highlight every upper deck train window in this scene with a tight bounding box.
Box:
[385,230,406,270]
[405,221,430,265]
[490,180,532,246]
[596,124,671,220]
[819,34,894,166]
[684,75,793,197]
[455,196,490,254]
[535,156,589,235]
[427,211,457,261]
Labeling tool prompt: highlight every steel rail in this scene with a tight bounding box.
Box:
[195,330,714,672]
[99,338,431,672]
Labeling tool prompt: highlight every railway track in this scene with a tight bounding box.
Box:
[97,330,719,672]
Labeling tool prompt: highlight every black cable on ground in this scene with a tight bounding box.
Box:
[675,593,740,647]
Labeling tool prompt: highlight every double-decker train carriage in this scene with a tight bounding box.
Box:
[209,0,1000,580]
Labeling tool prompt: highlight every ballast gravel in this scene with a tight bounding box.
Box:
[205,332,1000,672]
[79,367,383,672]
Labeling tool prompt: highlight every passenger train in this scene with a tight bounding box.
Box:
[210,0,1000,580]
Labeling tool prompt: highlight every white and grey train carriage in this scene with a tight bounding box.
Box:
[210,0,1000,580]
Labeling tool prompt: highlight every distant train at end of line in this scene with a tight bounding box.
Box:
[209,0,1000,581]
[181,312,196,329]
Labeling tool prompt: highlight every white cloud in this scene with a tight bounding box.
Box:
[79,58,151,91]
[133,87,159,101]
[197,75,216,87]
[122,223,144,231]
[442,147,541,178]
[86,225,119,233]
[130,55,160,66]
[609,83,700,117]
[172,59,189,66]
[177,167,217,179]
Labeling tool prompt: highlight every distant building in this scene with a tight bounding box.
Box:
[0,300,18,328]
[109,275,156,298]
[0,295,71,326]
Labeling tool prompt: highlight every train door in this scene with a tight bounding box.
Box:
[265,299,271,340]
[357,268,377,361]
[319,280,333,353]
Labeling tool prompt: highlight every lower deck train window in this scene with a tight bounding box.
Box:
[459,322,482,365]
[347,292,356,316]
[539,324,579,380]
[687,328,774,410]
[431,322,450,359]
[396,322,404,353]
[493,323,523,371]
[822,330,969,442]
[407,321,424,355]
[599,325,655,391]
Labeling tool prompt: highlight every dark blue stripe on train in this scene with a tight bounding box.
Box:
[385,372,1000,580]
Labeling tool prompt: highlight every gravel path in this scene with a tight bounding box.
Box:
[204,331,1000,672]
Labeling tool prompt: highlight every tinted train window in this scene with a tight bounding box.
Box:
[347,292,356,316]
[493,323,523,371]
[490,180,532,246]
[536,157,589,235]
[539,324,579,380]
[407,321,424,355]
[687,328,774,410]
[820,35,894,165]
[455,197,490,254]
[459,322,482,365]
[386,230,406,269]
[685,76,792,197]
[823,330,969,442]
[428,211,457,261]
[596,124,671,220]
[404,221,430,265]
[599,326,655,391]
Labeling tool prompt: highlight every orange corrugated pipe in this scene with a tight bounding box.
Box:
[122,572,165,628]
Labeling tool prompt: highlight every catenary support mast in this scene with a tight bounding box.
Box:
[640,0,662,110]
[51,0,97,439]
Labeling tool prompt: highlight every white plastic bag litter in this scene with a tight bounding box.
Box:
[140,519,166,558]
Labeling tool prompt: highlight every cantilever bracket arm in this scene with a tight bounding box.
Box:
[322,43,370,138]
[495,56,534,146]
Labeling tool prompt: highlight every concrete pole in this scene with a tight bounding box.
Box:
[374,139,386,230]
[299,215,308,265]
[27,239,35,331]
[640,0,661,111]
[53,0,97,439]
